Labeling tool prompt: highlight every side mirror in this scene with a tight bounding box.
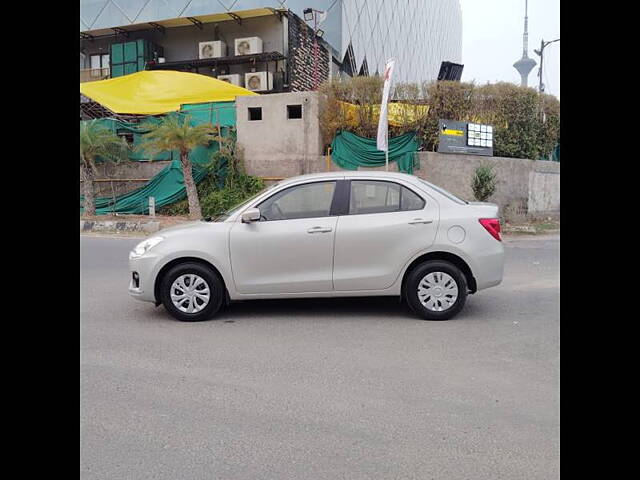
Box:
[241,207,261,223]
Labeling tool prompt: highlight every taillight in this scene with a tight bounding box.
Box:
[479,218,502,241]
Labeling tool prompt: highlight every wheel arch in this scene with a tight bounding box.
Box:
[401,251,477,295]
[153,256,230,306]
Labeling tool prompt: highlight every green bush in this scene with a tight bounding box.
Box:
[471,164,498,202]
[158,171,262,217]
[159,168,265,218]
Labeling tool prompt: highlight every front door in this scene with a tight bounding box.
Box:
[229,181,339,294]
[333,179,439,291]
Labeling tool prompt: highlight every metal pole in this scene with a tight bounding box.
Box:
[536,38,559,93]
[538,39,544,93]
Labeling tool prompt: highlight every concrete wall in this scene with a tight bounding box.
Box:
[528,170,560,214]
[236,91,324,177]
[414,153,560,216]
[415,153,534,214]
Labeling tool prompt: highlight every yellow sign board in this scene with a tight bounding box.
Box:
[443,129,464,136]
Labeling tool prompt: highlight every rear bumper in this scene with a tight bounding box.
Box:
[473,245,504,291]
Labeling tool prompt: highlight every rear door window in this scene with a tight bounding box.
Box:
[348,180,425,215]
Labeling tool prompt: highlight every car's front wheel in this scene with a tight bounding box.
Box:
[404,260,468,320]
[159,262,224,322]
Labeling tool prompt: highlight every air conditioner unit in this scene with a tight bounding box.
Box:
[245,71,272,91]
[199,40,227,59]
[235,37,263,56]
[217,74,243,86]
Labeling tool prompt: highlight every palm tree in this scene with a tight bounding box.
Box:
[141,115,216,220]
[80,120,129,216]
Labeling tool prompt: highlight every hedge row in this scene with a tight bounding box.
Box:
[319,77,560,160]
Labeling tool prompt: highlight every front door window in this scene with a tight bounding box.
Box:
[258,181,337,221]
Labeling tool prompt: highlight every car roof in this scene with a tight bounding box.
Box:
[278,170,419,185]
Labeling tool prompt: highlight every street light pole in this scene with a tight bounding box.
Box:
[534,38,559,93]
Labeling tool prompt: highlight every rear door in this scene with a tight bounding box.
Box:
[333,179,439,291]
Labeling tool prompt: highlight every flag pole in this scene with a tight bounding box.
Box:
[385,129,389,171]
[377,58,395,172]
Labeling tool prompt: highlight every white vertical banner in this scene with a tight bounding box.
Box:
[377,58,395,152]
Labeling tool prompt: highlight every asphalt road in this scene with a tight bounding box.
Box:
[80,234,559,480]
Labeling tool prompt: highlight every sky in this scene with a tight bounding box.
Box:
[459,0,560,98]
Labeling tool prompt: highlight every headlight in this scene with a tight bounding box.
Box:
[129,236,164,259]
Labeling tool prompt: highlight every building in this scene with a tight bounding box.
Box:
[80,1,463,89]
[513,0,536,88]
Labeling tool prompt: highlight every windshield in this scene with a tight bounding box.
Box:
[418,178,468,205]
[209,183,280,222]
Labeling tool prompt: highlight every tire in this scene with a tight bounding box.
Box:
[159,262,224,322]
[404,260,468,321]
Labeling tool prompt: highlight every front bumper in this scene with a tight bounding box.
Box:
[128,253,163,303]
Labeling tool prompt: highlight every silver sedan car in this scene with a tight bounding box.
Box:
[129,171,504,321]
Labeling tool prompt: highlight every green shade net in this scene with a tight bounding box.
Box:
[90,101,236,162]
[80,101,236,215]
[81,160,211,215]
[330,130,420,174]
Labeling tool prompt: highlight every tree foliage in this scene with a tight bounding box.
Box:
[80,120,129,171]
[80,120,129,215]
[140,115,217,157]
[159,128,265,219]
[141,115,217,219]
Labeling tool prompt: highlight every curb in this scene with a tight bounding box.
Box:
[81,220,160,234]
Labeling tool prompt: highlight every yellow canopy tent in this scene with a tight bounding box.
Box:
[80,70,258,115]
[337,100,429,127]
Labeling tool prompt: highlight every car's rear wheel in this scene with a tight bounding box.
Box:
[404,260,468,320]
[159,262,224,322]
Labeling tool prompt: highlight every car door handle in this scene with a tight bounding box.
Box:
[408,218,433,225]
[307,226,333,233]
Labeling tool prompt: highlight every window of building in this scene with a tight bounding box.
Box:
[287,104,302,119]
[258,181,337,221]
[349,181,425,215]
[89,54,110,76]
[248,107,262,121]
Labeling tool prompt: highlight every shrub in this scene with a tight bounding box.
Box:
[471,164,498,202]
